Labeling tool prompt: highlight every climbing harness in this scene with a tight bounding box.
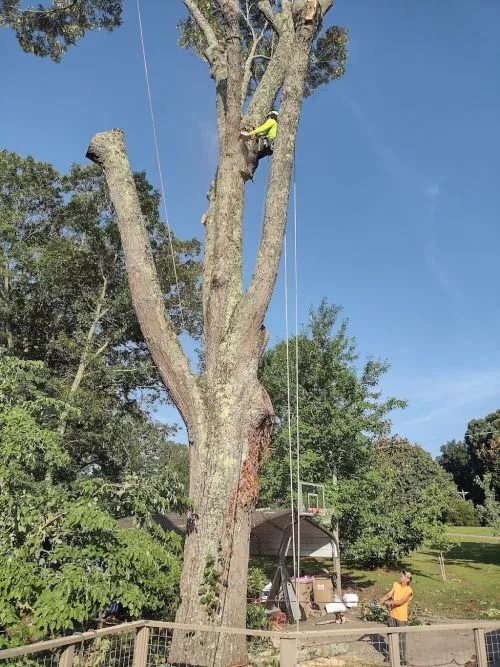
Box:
[136,0,186,331]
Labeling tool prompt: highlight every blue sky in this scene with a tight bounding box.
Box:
[3,0,500,457]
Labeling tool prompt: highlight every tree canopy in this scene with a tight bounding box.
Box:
[0,351,186,646]
[1,149,201,481]
[438,410,500,504]
[177,0,348,105]
[333,437,457,568]
[1,0,121,61]
[0,150,201,645]
[258,300,405,506]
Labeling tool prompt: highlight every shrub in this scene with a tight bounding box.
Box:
[247,567,268,601]
[443,499,478,526]
[246,603,270,630]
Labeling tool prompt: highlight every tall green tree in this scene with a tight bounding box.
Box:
[0,150,201,480]
[86,2,349,663]
[1,0,121,60]
[475,473,500,534]
[258,300,405,506]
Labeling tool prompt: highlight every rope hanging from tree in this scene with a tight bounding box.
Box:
[136,0,186,332]
[284,156,303,632]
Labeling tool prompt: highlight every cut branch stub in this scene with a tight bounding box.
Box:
[86,129,201,438]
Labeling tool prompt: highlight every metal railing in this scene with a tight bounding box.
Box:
[0,619,499,667]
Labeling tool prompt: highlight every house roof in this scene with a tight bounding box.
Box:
[118,508,334,540]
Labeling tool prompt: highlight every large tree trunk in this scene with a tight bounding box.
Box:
[172,384,272,665]
[86,1,335,664]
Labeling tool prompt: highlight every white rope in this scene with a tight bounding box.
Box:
[292,160,302,640]
[136,0,186,332]
[284,235,297,583]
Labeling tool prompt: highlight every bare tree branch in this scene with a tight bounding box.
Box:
[86,129,201,433]
[241,24,266,107]
[257,0,280,33]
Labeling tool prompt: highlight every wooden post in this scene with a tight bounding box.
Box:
[473,627,488,667]
[388,631,401,667]
[280,637,297,667]
[58,644,75,667]
[132,626,150,667]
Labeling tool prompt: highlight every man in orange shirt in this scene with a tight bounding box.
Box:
[380,571,413,665]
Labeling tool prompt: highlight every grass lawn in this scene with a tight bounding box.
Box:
[344,535,500,620]
[250,527,500,621]
[446,525,498,538]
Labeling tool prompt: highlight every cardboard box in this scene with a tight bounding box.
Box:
[299,602,312,620]
[294,581,312,619]
[296,581,313,602]
[312,576,334,603]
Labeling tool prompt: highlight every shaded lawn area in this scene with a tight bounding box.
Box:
[250,530,500,620]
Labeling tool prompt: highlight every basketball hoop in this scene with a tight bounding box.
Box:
[298,481,326,516]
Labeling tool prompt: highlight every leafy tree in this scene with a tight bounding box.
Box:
[259,300,405,506]
[442,498,478,527]
[332,438,457,568]
[437,439,478,502]
[0,150,201,481]
[86,1,349,663]
[1,0,121,61]
[0,350,186,647]
[438,411,500,504]
[465,410,500,497]
[476,474,500,535]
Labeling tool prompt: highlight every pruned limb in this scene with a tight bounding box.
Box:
[86,129,201,434]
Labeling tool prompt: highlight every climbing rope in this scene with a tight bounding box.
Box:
[292,157,302,639]
[135,0,186,332]
[284,237,297,583]
[284,155,302,640]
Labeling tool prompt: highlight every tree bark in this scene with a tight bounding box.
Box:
[86,1,331,663]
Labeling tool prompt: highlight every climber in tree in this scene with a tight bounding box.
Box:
[240,110,278,179]
[202,111,279,224]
